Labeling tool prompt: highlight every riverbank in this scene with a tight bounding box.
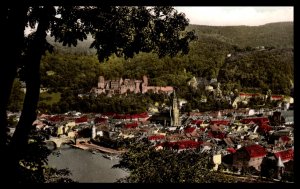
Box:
[71,141,126,155]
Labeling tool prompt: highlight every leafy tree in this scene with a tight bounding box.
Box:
[114,141,239,183]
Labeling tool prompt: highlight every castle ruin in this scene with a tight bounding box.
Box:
[91,75,174,96]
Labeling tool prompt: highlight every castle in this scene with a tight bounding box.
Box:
[91,75,174,96]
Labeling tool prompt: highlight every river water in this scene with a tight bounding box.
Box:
[47,145,129,183]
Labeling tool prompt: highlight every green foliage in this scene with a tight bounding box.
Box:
[44,6,196,62]
[39,92,61,105]
[44,167,76,183]
[219,48,293,95]
[7,78,25,112]
[188,22,293,48]
[46,92,166,114]
[114,141,239,183]
[40,52,100,92]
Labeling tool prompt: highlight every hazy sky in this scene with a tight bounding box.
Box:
[175,7,293,26]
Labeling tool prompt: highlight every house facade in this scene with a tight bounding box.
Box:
[233,144,267,171]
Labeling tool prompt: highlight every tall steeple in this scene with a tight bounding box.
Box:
[172,90,180,126]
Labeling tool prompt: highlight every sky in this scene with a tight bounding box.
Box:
[174,7,293,26]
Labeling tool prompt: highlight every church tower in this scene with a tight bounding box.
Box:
[171,90,180,126]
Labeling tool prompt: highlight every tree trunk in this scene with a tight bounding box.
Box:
[0,6,27,149]
[11,6,53,151]
[1,5,28,184]
[6,6,54,183]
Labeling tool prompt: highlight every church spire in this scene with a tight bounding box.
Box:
[172,90,180,126]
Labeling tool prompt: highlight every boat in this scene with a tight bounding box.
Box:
[102,154,114,160]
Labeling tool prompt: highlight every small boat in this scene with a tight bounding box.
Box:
[102,154,114,160]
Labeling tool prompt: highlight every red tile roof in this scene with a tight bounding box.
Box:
[280,136,291,142]
[148,135,165,141]
[162,140,203,149]
[274,149,294,162]
[240,117,269,126]
[227,148,236,153]
[191,120,204,125]
[258,124,273,133]
[124,122,138,128]
[49,115,64,122]
[75,116,88,123]
[113,112,149,120]
[210,119,230,125]
[94,117,107,123]
[184,127,196,133]
[271,95,284,99]
[244,144,266,158]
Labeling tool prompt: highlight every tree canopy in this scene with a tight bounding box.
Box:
[114,140,239,183]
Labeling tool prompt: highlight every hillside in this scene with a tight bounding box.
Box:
[187,22,293,48]
[218,48,294,95]
[41,22,294,96]
[46,35,96,55]
[47,22,293,55]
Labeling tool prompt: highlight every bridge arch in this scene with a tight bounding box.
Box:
[44,140,57,150]
[45,137,75,148]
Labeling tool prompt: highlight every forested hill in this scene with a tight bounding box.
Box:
[40,22,293,96]
[218,48,294,95]
[187,22,293,48]
[46,22,293,55]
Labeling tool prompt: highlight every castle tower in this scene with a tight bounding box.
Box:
[171,90,180,126]
[98,76,105,89]
[119,78,123,85]
[143,75,148,86]
[142,75,148,93]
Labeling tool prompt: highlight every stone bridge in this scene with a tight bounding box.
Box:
[45,136,75,148]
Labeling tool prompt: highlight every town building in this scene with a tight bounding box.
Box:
[232,144,267,171]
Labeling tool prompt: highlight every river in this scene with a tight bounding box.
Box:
[47,145,129,183]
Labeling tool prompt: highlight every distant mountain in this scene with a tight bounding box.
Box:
[46,34,96,55]
[46,22,293,54]
[187,22,293,48]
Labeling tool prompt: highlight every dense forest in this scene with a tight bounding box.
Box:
[188,22,293,48]
[9,22,294,113]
